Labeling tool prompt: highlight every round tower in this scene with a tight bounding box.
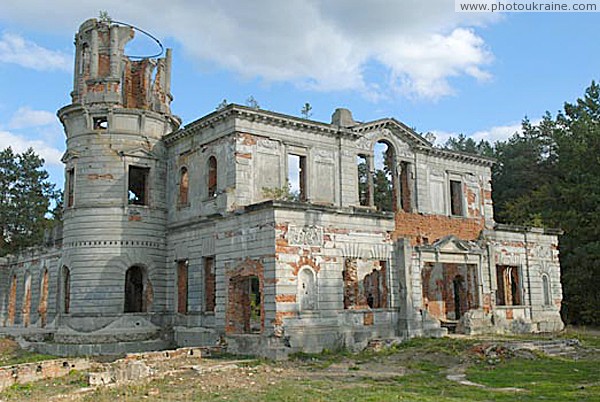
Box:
[57,18,180,335]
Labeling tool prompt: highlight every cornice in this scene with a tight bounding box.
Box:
[163,104,359,146]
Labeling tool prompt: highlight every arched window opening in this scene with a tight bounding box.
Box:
[208,156,217,198]
[373,141,397,212]
[62,266,71,314]
[179,167,189,205]
[124,265,149,313]
[298,267,317,311]
[542,274,552,306]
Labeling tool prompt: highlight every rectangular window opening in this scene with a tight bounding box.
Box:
[400,162,411,212]
[128,166,150,205]
[93,116,108,130]
[67,168,75,208]
[287,154,306,201]
[357,154,369,206]
[177,260,188,314]
[204,256,216,313]
[450,180,464,216]
[496,265,521,306]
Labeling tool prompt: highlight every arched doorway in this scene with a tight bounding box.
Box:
[124,265,148,313]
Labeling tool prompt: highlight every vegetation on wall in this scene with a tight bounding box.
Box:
[444,81,600,326]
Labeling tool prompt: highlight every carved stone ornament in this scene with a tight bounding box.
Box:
[287,225,324,246]
[257,138,278,149]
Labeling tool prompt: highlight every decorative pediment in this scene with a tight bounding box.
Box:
[119,147,161,160]
[429,236,483,254]
[353,119,431,158]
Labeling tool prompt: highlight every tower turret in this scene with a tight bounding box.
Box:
[56,18,179,339]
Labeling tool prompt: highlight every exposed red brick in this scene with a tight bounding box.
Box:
[38,269,48,328]
[98,54,110,77]
[393,210,484,246]
[364,311,374,326]
[226,258,264,334]
[273,311,296,326]
[275,294,296,303]
[128,215,142,221]
[87,173,114,180]
[7,276,17,325]
[235,152,252,159]
[238,133,258,146]
[290,256,320,276]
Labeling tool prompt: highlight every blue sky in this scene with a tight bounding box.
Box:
[0,1,598,189]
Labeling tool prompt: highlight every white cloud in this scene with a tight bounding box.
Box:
[8,107,57,129]
[0,32,71,72]
[0,1,500,100]
[0,130,63,166]
[431,119,541,146]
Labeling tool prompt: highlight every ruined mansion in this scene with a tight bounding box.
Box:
[0,19,564,358]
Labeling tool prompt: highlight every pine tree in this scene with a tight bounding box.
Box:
[0,147,58,256]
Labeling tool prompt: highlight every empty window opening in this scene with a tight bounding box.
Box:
[93,116,108,130]
[542,275,552,306]
[497,265,521,306]
[228,275,261,334]
[38,269,49,328]
[204,257,216,313]
[400,162,412,212]
[450,180,464,216]
[124,265,148,313]
[343,258,388,309]
[373,141,395,212]
[357,154,369,206]
[177,260,188,314]
[208,156,217,198]
[8,275,17,325]
[67,168,75,208]
[298,267,317,311]
[128,166,150,205]
[62,266,71,314]
[22,275,32,327]
[287,154,306,201]
[179,167,189,205]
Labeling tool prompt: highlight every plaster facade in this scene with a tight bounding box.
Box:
[0,19,564,358]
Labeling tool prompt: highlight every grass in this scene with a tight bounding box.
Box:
[0,337,56,366]
[0,330,599,401]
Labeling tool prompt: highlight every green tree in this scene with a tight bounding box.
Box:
[491,116,556,225]
[545,82,600,325]
[0,147,58,256]
[300,102,313,119]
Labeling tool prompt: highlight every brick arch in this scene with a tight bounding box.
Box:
[291,256,320,276]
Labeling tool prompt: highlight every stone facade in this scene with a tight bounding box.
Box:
[0,18,564,358]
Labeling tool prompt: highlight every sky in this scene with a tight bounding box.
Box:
[0,1,599,189]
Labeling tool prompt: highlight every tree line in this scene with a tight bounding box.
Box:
[443,81,600,326]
